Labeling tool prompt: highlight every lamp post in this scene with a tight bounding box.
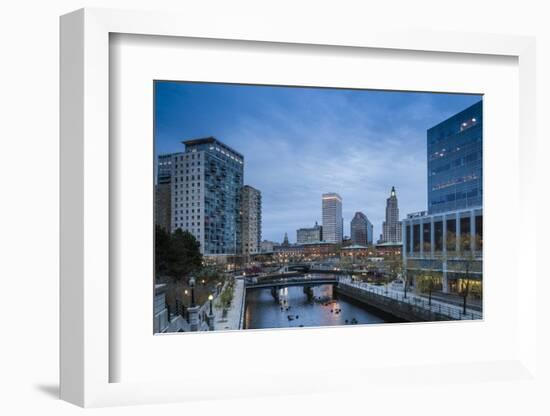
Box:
[189,277,196,307]
[188,276,199,331]
[207,293,215,331]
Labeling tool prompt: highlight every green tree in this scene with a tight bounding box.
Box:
[166,229,203,281]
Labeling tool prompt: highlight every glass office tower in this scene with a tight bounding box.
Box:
[427,100,482,214]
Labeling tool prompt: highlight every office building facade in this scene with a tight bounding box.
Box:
[171,137,244,255]
[403,101,483,295]
[241,185,262,255]
[428,100,482,214]
[402,207,482,293]
[350,212,373,246]
[322,193,343,243]
[297,221,323,244]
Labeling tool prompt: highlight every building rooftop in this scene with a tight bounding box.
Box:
[322,192,342,201]
[375,241,403,247]
[342,244,369,250]
[182,136,244,159]
[427,100,482,133]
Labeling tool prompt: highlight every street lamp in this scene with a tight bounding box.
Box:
[189,277,196,307]
[208,294,214,315]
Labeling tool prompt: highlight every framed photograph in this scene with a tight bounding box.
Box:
[60,8,537,407]
[153,81,483,335]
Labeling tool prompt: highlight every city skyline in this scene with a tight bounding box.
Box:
[155,81,482,242]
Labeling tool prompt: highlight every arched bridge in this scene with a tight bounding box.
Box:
[244,275,339,290]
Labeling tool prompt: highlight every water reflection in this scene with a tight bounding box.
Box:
[244,284,388,330]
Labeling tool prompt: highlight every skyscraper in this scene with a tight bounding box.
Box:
[171,137,244,255]
[427,100,482,214]
[297,221,323,244]
[350,212,373,246]
[322,193,343,243]
[241,185,262,255]
[403,101,483,295]
[381,186,402,243]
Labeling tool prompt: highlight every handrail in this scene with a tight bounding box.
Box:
[338,278,482,321]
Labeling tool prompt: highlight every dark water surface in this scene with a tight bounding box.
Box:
[244,283,389,330]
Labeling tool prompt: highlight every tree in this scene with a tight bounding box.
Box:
[155,228,203,314]
[403,269,412,299]
[456,233,482,315]
[416,273,440,306]
[166,229,203,281]
[155,225,171,279]
[384,253,402,293]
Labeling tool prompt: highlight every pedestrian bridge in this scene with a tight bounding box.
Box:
[244,275,339,290]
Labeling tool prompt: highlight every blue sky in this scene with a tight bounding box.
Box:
[155,81,481,243]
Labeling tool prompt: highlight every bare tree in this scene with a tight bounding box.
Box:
[456,233,482,315]
[416,272,440,306]
[384,252,402,293]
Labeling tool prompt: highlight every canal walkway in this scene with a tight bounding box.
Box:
[209,278,246,331]
[338,277,482,321]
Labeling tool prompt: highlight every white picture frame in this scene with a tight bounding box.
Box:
[60,7,538,408]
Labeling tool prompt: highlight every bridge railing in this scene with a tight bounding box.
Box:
[245,275,339,288]
[339,278,481,321]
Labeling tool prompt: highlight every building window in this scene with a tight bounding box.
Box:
[446,218,456,251]
[460,216,471,251]
[413,224,420,252]
[434,221,443,251]
[423,223,431,252]
[475,215,483,250]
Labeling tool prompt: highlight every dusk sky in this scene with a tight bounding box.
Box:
[155,81,481,243]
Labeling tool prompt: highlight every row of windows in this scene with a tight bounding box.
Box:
[174,182,201,189]
[174,189,201,196]
[429,135,481,160]
[208,146,243,164]
[175,153,200,162]
[174,170,201,181]
[430,151,481,175]
[431,174,479,191]
[405,215,482,252]
[175,212,201,219]
[430,187,480,205]
[428,115,481,145]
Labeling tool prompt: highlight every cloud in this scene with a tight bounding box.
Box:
[155,82,481,243]
[223,92,430,242]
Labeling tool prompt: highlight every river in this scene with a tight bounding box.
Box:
[243,279,393,330]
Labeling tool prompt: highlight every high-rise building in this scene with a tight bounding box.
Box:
[297,221,323,244]
[171,137,244,255]
[427,100,482,214]
[381,186,402,243]
[350,212,373,246]
[241,185,262,255]
[155,152,182,232]
[322,193,343,243]
[403,100,483,295]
